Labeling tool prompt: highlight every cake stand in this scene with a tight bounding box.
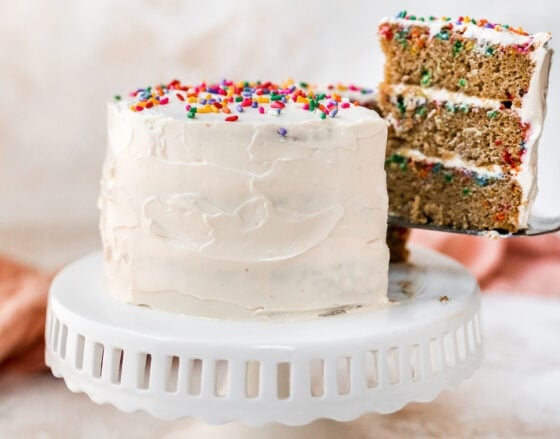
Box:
[45,246,483,426]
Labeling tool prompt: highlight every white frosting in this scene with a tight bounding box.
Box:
[383,16,550,48]
[516,43,552,226]
[99,96,389,319]
[387,84,503,111]
[394,147,503,178]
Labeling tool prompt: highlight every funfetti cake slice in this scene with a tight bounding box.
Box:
[378,12,552,232]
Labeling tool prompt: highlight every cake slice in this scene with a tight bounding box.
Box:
[378,12,552,232]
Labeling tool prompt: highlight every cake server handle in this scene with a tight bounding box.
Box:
[388,215,560,238]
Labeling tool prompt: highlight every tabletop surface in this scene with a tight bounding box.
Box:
[1,294,559,439]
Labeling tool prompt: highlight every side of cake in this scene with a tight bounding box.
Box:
[315,82,411,262]
[99,80,390,319]
[378,12,552,232]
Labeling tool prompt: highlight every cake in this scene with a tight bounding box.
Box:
[99,79,389,319]
[378,12,552,232]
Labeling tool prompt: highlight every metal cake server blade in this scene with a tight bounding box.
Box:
[388,215,560,238]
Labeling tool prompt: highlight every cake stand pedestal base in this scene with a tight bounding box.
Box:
[45,246,482,426]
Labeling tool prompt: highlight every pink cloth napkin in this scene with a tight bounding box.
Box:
[411,231,560,296]
[0,256,52,373]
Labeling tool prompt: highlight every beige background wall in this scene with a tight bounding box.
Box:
[1,0,559,268]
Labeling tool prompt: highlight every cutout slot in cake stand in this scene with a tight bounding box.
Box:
[45,246,483,426]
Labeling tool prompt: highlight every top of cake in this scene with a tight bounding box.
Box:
[113,79,379,125]
[382,10,551,47]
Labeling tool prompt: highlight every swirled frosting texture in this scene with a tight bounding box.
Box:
[99,90,389,319]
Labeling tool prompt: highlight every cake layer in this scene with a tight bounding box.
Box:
[379,84,527,170]
[379,15,551,106]
[386,154,521,231]
[386,226,410,263]
[99,80,390,319]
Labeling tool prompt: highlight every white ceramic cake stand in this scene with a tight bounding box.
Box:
[45,246,483,426]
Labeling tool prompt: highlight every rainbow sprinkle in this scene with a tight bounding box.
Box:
[121,79,375,122]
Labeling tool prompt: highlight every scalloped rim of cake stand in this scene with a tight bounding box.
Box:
[45,246,483,425]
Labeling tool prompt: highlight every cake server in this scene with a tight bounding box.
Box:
[388,215,560,238]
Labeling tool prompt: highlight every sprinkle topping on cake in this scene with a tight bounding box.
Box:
[120,79,375,122]
[393,10,531,36]
[382,10,550,54]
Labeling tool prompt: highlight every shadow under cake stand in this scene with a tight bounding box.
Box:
[45,246,483,426]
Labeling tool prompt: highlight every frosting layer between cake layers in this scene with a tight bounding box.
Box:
[99,81,389,319]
